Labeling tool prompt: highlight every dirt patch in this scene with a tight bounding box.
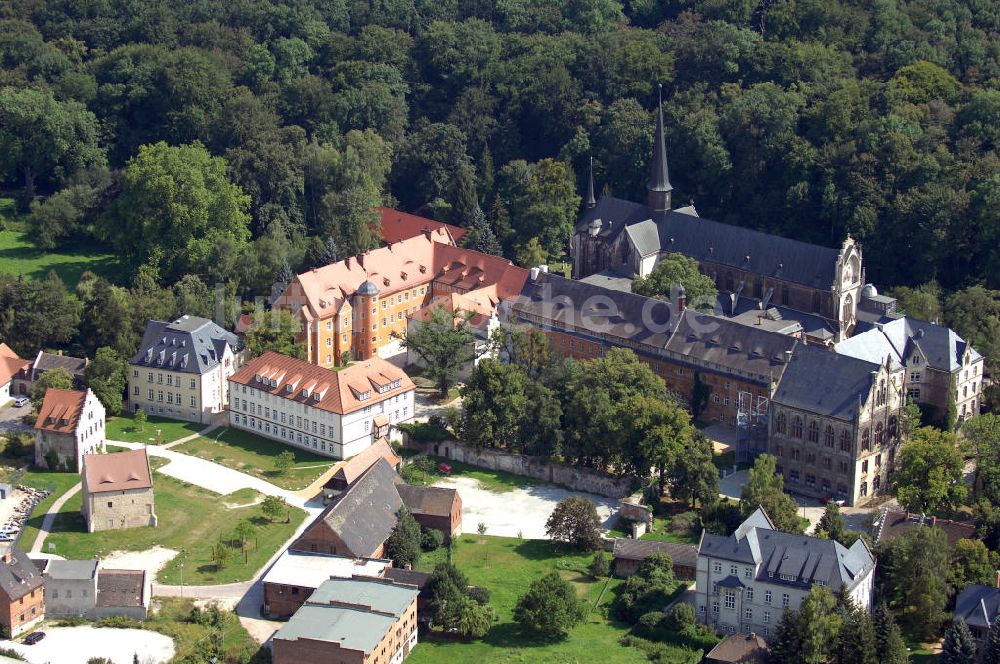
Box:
[103,545,178,578]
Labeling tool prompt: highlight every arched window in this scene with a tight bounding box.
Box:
[840,430,851,452]
[861,429,871,451]
[808,421,819,443]
[754,280,763,298]
[776,413,786,435]
[825,426,835,448]
[876,380,886,406]
[874,422,884,445]
[791,417,803,438]
[888,416,898,440]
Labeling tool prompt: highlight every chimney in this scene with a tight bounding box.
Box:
[784,349,793,363]
[539,265,549,274]
[404,563,412,571]
[676,285,687,312]
[995,570,1000,589]
[422,227,431,240]
[529,267,541,281]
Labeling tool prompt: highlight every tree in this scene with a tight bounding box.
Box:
[513,571,586,639]
[834,601,877,664]
[272,450,295,476]
[98,141,251,282]
[877,526,950,640]
[459,359,528,450]
[623,394,692,487]
[394,306,478,398]
[873,601,909,664]
[962,414,1000,503]
[498,158,580,257]
[984,617,1000,664]
[31,367,74,409]
[466,206,502,256]
[428,562,471,629]
[614,552,676,622]
[0,86,105,204]
[889,281,942,321]
[545,496,602,551]
[740,454,802,533]
[133,409,147,432]
[671,432,719,508]
[770,608,805,664]
[515,237,547,268]
[454,596,496,638]
[0,272,81,356]
[631,253,719,309]
[941,618,977,664]
[945,287,1000,368]
[233,520,256,554]
[894,426,967,515]
[816,502,846,543]
[84,347,128,416]
[245,309,305,359]
[212,541,232,569]
[385,506,422,568]
[589,552,609,578]
[261,495,287,522]
[797,585,842,663]
[951,538,995,589]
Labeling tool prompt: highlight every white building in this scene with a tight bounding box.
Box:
[695,508,875,637]
[228,352,415,459]
[34,388,106,472]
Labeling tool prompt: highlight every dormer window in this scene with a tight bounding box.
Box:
[301,389,311,398]
[358,391,371,401]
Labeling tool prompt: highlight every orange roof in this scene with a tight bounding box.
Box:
[410,292,497,328]
[334,438,401,485]
[229,352,415,415]
[84,448,153,494]
[378,207,467,245]
[34,388,87,434]
[0,344,29,386]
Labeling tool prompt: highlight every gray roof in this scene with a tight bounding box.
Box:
[356,280,380,296]
[45,559,97,580]
[772,345,880,421]
[955,584,1000,631]
[508,272,683,352]
[130,315,241,375]
[698,508,874,594]
[383,567,431,591]
[612,538,697,567]
[274,603,397,652]
[395,484,458,518]
[0,546,44,600]
[578,268,635,293]
[649,92,672,195]
[307,577,417,617]
[307,458,403,558]
[34,352,87,378]
[835,317,981,373]
[577,201,842,290]
[664,310,798,384]
[719,294,835,339]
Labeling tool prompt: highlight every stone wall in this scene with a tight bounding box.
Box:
[412,438,634,498]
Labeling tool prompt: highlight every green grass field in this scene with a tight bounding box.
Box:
[18,469,84,550]
[0,228,121,288]
[402,455,537,493]
[44,471,306,585]
[408,536,647,664]
[105,412,207,444]
[173,428,335,491]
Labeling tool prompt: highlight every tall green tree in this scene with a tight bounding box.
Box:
[0,272,80,356]
[394,306,478,398]
[623,394,692,487]
[816,502,846,543]
[498,158,580,257]
[877,525,951,640]
[941,618,977,664]
[894,425,967,515]
[670,432,719,508]
[545,496,602,551]
[962,414,1000,503]
[631,253,719,308]
[31,367,74,409]
[873,601,909,664]
[739,454,802,533]
[245,309,304,359]
[385,507,422,569]
[459,359,528,450]
[984,617,1000,664]
[798,585,842,663]
[834,602,878,664]
[84,347,129,415]
[950,538,996,590]
[513,571,586,639]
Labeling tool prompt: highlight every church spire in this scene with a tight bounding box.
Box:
[647,83,673,213]
[585,156,596,209]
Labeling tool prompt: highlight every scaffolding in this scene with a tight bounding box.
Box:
[736,391,769,463]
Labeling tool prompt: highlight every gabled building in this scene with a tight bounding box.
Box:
[769,345,904,506]
[128,315,243,424]
[378,207,466,246]
[394,484,463,542]
[954,583,1000,650]
[612,539,697,580]
[262,551,390,618]
[34,388,105,471]
[81,448,156,533]
[0,345,29,404]
[0,546,44,637]
[835,317,984,428]
[695,509,875,637]
[228,352,415,459]
[873,508,977,548]
[323,438,401,500]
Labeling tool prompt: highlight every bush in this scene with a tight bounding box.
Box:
[589,552,610,578]
[421,527,445,551]
[0,647,24,661]
[514,572,587,639]
[669,512,698,536]
[638,611,665,635]
[467,585,491,605]
[664,603,696,631]
[398,421,451,443]
[96,615,143,629]
[619,635,702,664]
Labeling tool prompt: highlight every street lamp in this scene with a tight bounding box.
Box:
[179,562,184,597]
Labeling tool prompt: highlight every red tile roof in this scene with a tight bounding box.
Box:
[230,352,415,415]
[34,388,87,434]
[334,438,401,486]
[0,344,29,386]
[379,207,467,245]
[83,448,153,494]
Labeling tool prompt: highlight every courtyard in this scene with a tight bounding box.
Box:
[0,626,174,664]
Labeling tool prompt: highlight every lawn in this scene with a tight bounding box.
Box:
[18,469,84,551]
[105,412,207,444]
[44,471,306,585]
[173,428,335,491]
[0,228,121,288]
[639,515,702,545]
[402,455,537,493]
[408,535,648,664]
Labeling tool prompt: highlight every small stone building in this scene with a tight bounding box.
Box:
[40,559,97,618]
[81,448,156,533]
[612,539,698,580]
[34,388,106,472]
[394,483,462,541]
[261,551,389,618]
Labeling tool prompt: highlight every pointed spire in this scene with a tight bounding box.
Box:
[647,83,673,213]
[586,156,597,209]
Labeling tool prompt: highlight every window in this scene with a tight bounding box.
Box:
[190,396,196,407]
[825,426,834,447]
[861,460,868,474]
[763,611,770,624]
[133,386,139,395]
[776,413,786,434]
[713,601,719,614]
[745,608,753,620]
[713,562,722,574]
[764,591,772,604]
[730,565,738,576]
[875,422,884,445]
[147,371,153,382]
[725,591,736,610]
[782,594,790,607]
[107,501,113,508]
[744,567,752,579]
[861,428,871,451]
[908,388,921,400]
[807,421,818,443]
[745,586,753,601]
[791,417,802,438]
[910,371,921,383]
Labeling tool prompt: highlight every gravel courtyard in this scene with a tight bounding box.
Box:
[0,626,174,663]
[433,475,620,539]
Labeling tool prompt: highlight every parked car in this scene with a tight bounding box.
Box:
[12,397,28,408]
[23,631,44,645]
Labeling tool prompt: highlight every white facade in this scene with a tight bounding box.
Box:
[228,378,414,459]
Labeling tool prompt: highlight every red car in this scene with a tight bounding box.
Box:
[438,463,452,475]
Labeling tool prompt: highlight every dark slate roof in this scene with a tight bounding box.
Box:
[130,315,241,375]
[698,508,875,594]
[395,484,458,518]
[97,569,145,608]
[716,575,746,589]
[706,633,770,664]
[34,352,87,378]
[836,317,981,373]
[309,458,403,558]
[576,201,842,290]
[649,94,672,194]
[0,546,44,600]
[955,584,1000,631]
[383,568,432,593]
[719,295,835,340]
[507,272,684,351]
[612,539,697,568]
[772,345,880,421]
[663,310,798,383]
[874,509,976,548]
[45,559,97,580]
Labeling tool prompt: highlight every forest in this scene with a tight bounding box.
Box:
[0,0,998,345]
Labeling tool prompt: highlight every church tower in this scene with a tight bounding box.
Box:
[647,84,673,213]
[585,156,597,209]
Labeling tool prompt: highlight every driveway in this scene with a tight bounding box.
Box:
[0,626,174,663]
[0,402,31,435]
[433,475,620,539]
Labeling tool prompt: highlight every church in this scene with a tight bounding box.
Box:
[570,94,864,343]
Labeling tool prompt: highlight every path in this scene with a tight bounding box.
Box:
[30,481,81,554]
[159,424,218,450]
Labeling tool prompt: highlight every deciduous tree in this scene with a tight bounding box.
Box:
[631,253,718,308]
[894,426,967,515]
[740,454,802,533]
[514,571,586,639]
[545,496,602,551]
[394,306,478,398]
